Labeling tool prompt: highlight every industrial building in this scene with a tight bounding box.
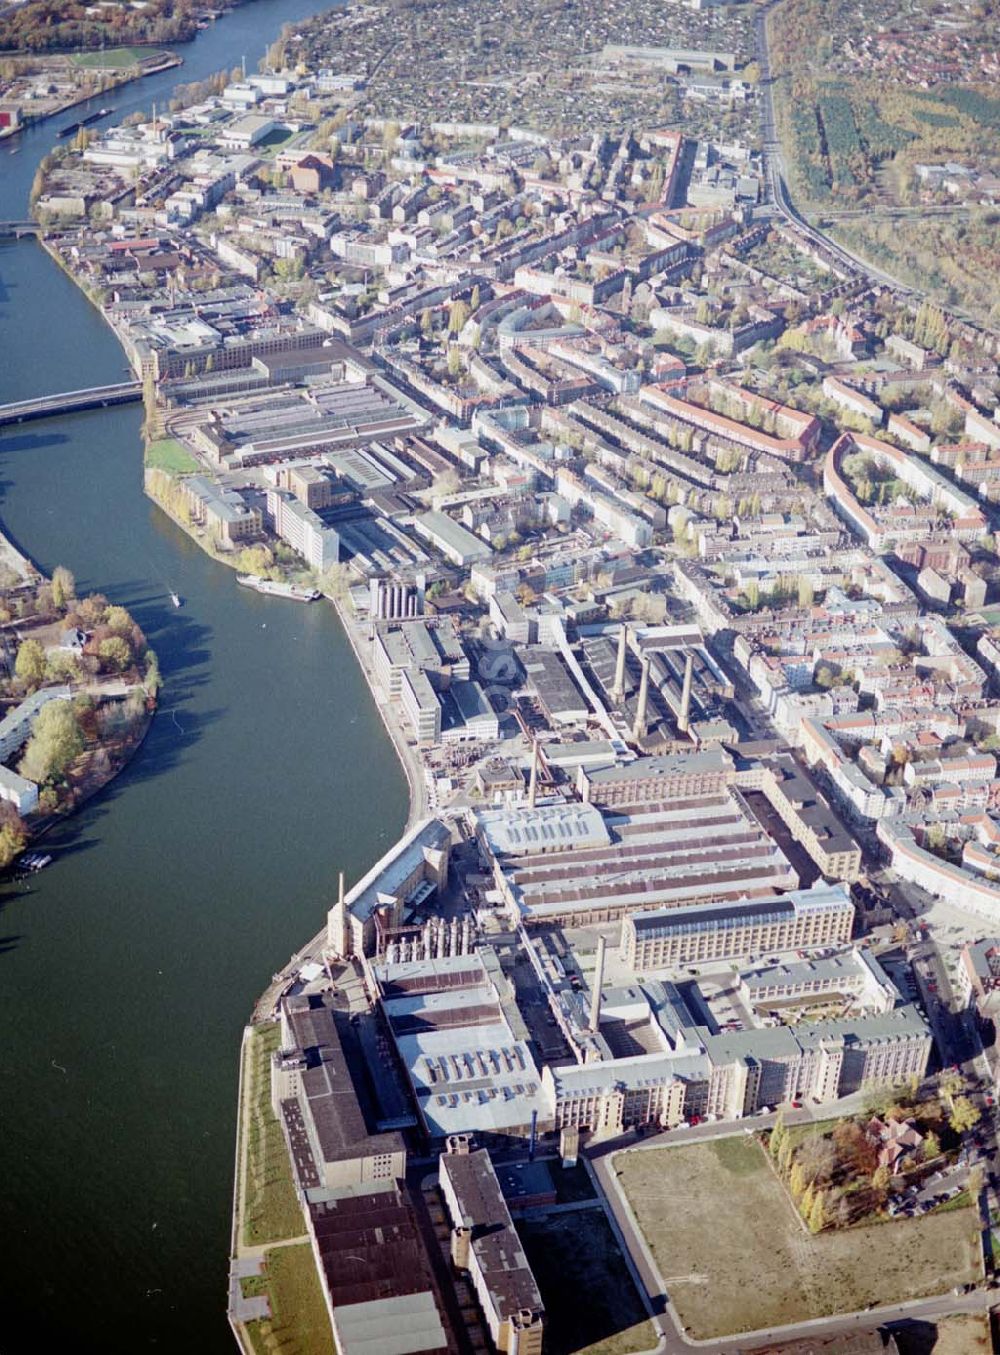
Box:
[266,487,341,570]
[271,993,408,1194]
[370,950,552,1146]
[472,791,799,927]
[620,884,854,970]
[327,817,452,958]
[577,746,734,806]
[270,993,457,1355]
[439,1137,544,1355]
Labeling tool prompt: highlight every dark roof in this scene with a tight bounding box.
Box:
[768,754,859,858]
[281,994,406,1167]
[520,648,587,720]
[309,1186,452,1348]
[440,1148,543,1319]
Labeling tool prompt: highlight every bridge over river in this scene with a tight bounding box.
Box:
[0,220,41,238]
[0,381,143,426]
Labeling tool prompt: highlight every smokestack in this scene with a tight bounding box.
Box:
[338,870,348,958]
[462,915,471,955]
[612,624,628,704]
[589,936,607,1034]
[632,655,651,744]
[528,739,539,808]
[678,651,694,735]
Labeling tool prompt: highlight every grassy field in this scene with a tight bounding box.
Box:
[70,46,157,68]
[516,1210,656,1355]
[616,1137,981,1339]
[244,1244,334,1355]
[145,438,198,476]
[240,1023,305,1248]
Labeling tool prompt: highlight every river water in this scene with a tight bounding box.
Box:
[0,5,408,1350]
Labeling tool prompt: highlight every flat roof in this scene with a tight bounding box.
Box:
[520,648,588,719]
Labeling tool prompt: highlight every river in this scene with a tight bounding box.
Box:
[0,5,409,1351]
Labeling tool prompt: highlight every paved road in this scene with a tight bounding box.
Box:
[752,1,915,296]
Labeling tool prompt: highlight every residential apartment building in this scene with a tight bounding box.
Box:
[0,686,73,763]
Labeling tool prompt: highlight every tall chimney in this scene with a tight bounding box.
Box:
[528,739,539,808]
[612,624,628,704]
[678,651,694,735]
[589,935,607,1034]
[632,655,651,744]
[338,870,348,958]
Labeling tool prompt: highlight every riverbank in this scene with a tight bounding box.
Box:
[0,4,405,1348]
[0,553,161,868]
[39,213,424,853]
[0,0,261,59]
[142,462,425,824]
[0,51,182,141]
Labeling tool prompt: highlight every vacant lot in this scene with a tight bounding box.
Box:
[616,1137,980,1339]
[516,1210,656,1355]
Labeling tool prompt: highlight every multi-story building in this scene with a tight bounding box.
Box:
[957,938,1000,1018]
[577,747,734,806]
[439,1138,544,1355]
[271,993,407,1194]
[473,792,799,928]
[620,884,855,970]
[0,686,73,763]
[178,474,262,545]
[541,956,928,1133]
[327,817,452,958]
[757,755,862,882]
[400,666,441,746]
[266,488,340,569]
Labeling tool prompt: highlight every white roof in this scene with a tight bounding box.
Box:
[332,1291,445,1355]
[473,801,610,857]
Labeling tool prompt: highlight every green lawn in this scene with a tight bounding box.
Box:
[516,1211,656,1355]
[244,1244,334,1355]
[70,46,160,68]
[145,438,198,475]
[616,1137,981,1340]
[240,1024,305,1248]
[258,128,295,156]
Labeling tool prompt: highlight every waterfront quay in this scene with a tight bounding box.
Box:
[16,1,1000,1351]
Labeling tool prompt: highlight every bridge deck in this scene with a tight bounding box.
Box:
[0,382,143,427]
